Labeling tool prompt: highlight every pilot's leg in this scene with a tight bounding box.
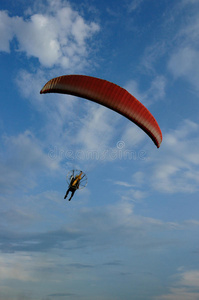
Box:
[64,188,70,199]
[68,189,75,201]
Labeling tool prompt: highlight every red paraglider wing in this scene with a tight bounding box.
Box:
[40,75,162,147]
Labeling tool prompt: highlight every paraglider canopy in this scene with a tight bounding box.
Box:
[40,75,162,147]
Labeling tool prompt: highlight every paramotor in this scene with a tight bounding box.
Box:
[66,170,88,190]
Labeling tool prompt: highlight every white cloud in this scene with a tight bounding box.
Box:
[0,3,100,69]
[75,105,117,152]
[151,120,199,193]
[141,41,167,73]
[0,131,59,193]
[114,181,135,188]
[179,14,199,44]
[0,254,36,282]
[124,79,143,102]
[121,122,146,148]
[182,0,199,4]
[168,47,197,77]
[181,270,199,287]
[147,76,166,103]
[132,171,145,186]
[127,0,144,12]
[167,3,199,92]
[16,13,61,67]
[16,69,46,100]
[114,175,147,201]
[139,1,199,94]
[15,69,80,150]
[125,75,166,106]
[168,46,199,91]
[156,269,199,300]
[126,188,147,200]
[0,11,14,52]
[75,201,181,248]
[1,196,199,299]
[114,182,147,201]
[157,288,199,300]
[3,130,58,171]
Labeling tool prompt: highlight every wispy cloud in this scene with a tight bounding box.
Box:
[151,119,199,194]
[48,293,77,297]
[0,197,199,298]
[168,46,199,92]
[127,0,144,12]
[0,200,184,254]
[156,269,199,300]
[0,254,37,281]
[167,1,199,92]
[124,75,166,106]
[139,0,199,95]
[0,130,59,193]
[75,105,117,152]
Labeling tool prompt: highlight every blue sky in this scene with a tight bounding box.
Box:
[1,0,199,299]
